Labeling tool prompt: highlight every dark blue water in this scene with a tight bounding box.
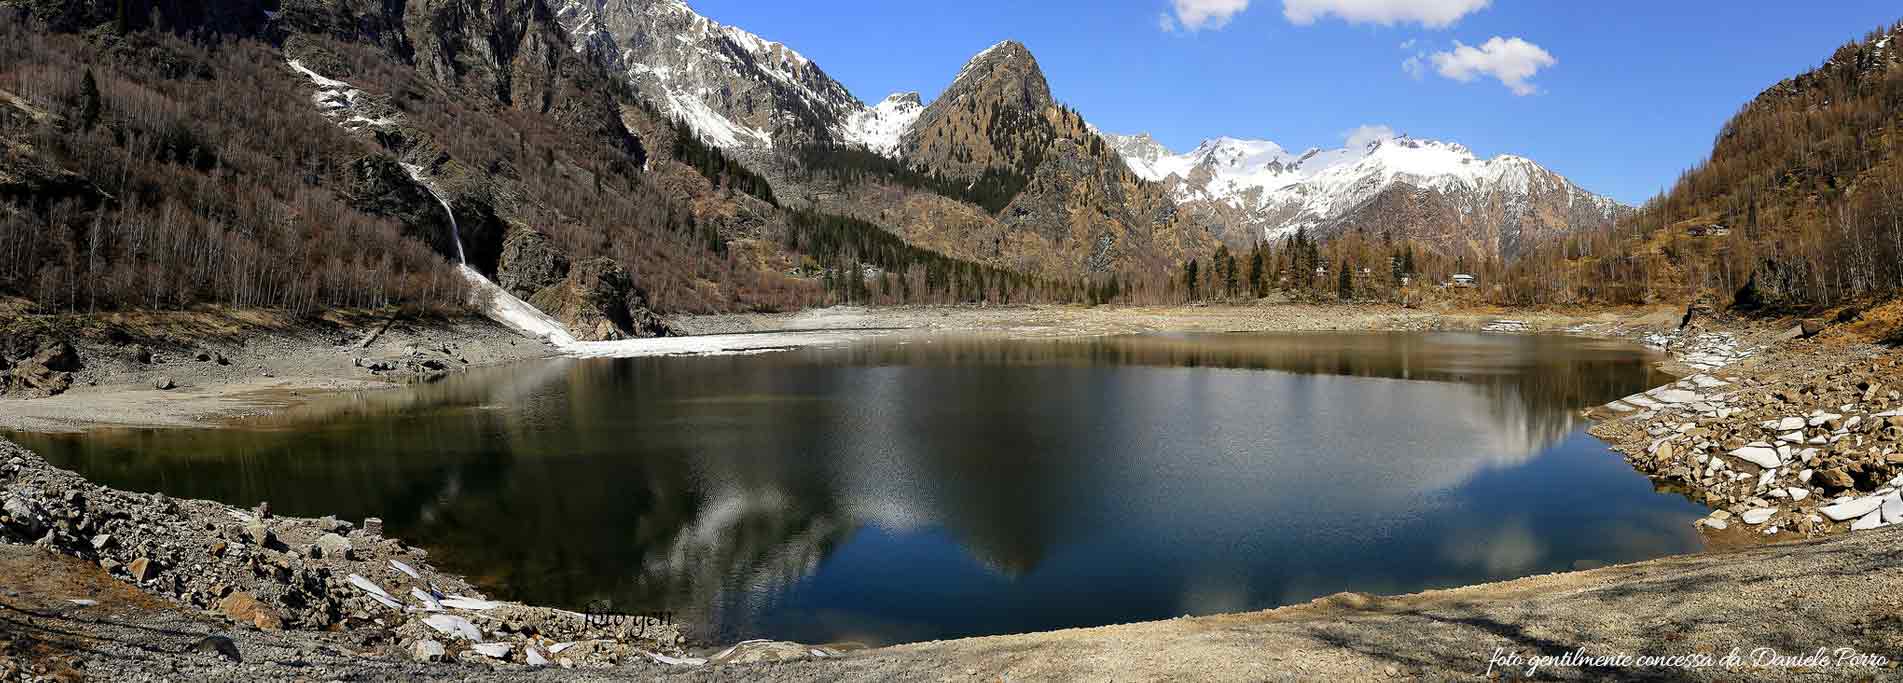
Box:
[12,332,1706,645]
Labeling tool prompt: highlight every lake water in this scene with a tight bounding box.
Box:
[11,332,1707,645]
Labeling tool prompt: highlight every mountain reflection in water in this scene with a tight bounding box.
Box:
[14,332,1702,645]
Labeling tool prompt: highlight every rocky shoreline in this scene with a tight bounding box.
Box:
[1589,315,1903,547]
[0,439,869,680]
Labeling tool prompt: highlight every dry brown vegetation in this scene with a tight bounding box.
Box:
[0,24,469,314]
[1497,21,1903,310]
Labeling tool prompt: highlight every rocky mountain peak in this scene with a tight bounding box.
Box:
[558,0,862,147]
[940,40,1053,114]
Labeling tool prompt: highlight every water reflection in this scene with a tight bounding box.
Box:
[12,332,1699,644]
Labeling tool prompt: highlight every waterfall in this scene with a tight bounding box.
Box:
[402,164,577,347]
[402,163,467,264]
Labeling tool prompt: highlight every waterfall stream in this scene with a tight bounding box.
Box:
[402,164,578,347]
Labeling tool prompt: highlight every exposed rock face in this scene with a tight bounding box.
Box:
[883,41,1205,274]
[1,336,81,398]
[496,227,569,300]
[901,41,1057,181]
[557,0,861,147]
[528,257,670,341]
[345,155,456,256]
[343,155,508,276]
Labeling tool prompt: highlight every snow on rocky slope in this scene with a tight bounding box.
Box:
[556,0,915,154]
[840,92,924,156]
[1103,131,1627,248]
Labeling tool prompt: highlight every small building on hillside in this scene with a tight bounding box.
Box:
[1686,224,1732,237]
[1450,273,1477,288]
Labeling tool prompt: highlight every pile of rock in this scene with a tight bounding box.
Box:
[0,440,712,671]
[356,342,468,380]
[1594,345,1903,539]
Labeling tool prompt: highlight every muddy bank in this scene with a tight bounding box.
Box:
[0,312,557,432]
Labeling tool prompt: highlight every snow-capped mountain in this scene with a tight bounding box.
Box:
[556,0,917,153]
[1103,131,1628,256]
[841,92,924,156]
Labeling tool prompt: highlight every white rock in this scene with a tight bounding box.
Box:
[1728,446,1782,469]
[1820,497,1886,522]
[1702,518,1730,530]
[1779,417,1807,431]
[1653,389,1701,404]
[411,587,443,611]
[348,574,403,610]
[1757,470,1776,490]
[1788,488,1811,502]
[1779,431,1806,444]
[390,560,422,580]
[527,647,549,666]
[1800,469,1815,483]
[441,596,502,611]
[471,642,512,659]
[411,639,446,662]
[1810,413,1843,427]
[1884,493,1903,525]
[423,614,482,641]
[1741,508,1776,525]
[1851,509,1887,531]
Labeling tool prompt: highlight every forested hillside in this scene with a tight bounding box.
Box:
[1499,21,1903,308]
[0,0,1091,330]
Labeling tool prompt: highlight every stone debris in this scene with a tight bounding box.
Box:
[1592,334,1903,542]
[0,440,717,674]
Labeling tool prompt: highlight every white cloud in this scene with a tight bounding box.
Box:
[1401,54,1426,79]
[1283,0,1490,28]
[1343,124,1397,148]
[1169,0,1250,32]
[1426,36,1556,95]
[1399,38,1417,50]
[1159,12,1179,32]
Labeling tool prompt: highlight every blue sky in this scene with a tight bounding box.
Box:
[689,0,1901,204]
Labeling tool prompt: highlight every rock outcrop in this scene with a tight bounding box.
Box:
[528,258,670,341]
[496,227,570,301]
[1,335,81,398]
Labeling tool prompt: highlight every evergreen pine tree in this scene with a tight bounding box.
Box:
[79,69,101,131]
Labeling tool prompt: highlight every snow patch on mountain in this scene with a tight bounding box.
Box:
[840,92,923,156]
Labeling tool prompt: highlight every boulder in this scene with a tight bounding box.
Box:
[1728,446,1782,469]
[1814,468,1856,493]
[314,532,353,560]
[218,591,283,630]
[154,377,176,390]
[188,634,242,662]
[411,639,447,662]
[128,557,158,582]
[1820,496,1885,522]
